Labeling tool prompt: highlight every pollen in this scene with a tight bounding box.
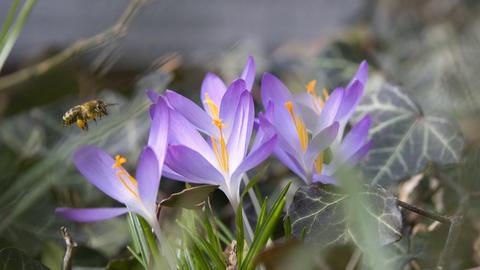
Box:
[305,80,326,113]
[112,155,139,199]
[210,118,229,174]
[314,152,324,174]
[204,93,220,120]
[284,101,309,152]
[306,80,317,94]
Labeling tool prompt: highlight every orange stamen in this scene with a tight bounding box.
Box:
[314,152,324,174]
[285,101,309,152]
[112,155,139,198]
[204,94,229,174]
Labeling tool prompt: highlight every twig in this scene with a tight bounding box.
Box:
[60,226,78,270]
[435,175,470,270]
[396,199,451,224]
[0,0,148,91]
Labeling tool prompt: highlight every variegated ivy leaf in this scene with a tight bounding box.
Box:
[355,84,464,185]
[288,184,402,248]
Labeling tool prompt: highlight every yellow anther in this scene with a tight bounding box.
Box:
[204,93,220,120]
[284,101,309,152]
[112,155,139,199]
[306,80,317,94]
[322,88,330,100]
[314,152,324,174]
[113,155,127,169]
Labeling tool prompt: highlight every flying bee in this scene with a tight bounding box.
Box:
[62,99,116,130]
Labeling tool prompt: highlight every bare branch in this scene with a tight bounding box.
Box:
[0,0,148,91]
[60,226,78,270]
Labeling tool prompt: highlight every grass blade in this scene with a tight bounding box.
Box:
[0,0,37,71]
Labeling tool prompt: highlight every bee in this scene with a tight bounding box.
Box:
[62,99,116,130]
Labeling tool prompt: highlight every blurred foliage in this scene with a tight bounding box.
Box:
[1,0,480,269]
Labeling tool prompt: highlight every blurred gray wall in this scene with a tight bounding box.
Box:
[0,0,361,67]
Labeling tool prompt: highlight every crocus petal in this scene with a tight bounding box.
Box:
[231,133,276,183]
[162,165,189,182]
[146,89,160,103]
[135,147,160,208]
[261,73,295,108]
[297,103,320,132]
[315,87,344,133]
[56,207,129,222]
[227,91,254,171]
[219,79,247,139]
[305,122,339,166]
[73,146,134,204]
[148,97,169,176]
[345,139,373,166]
[274,148,307,182]
[200,72,227,109]
[240,56,255,91]
[336,80,364,122]
[165,145,224,185]
[347,60,368,88]
[164,90,218,136]
[339,115,371,158]
[168,108,217,166]
[312,174,337,185]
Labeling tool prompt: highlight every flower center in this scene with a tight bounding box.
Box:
[314,152,324,174]
[204,94,229,174]
[306,80,329,114]
[284,101,309,152]
[112,155,139,199]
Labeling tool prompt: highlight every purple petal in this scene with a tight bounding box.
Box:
[148,97,169,176]
[219,79,247,139]
[274,148,307,183]
[339,115,371,158]
[168,108,217,165]
[347,60,368,88]
[201,72,227,110]
[165,145,224,185]
[73,146,134,204]
[240,56,255,91]
[164,90,218,136]
[297,103,320,132]
[231,116,277,180]
[315,87,344,133]
[261,73,294,108]
[56,207,129,222]
[336,80,364,122]
[162,165,189,182]
[227,91,254,171]
[146,89,160,103]
[305,122,339,166]
[135,147,160,207]
[345,139,373,166]
[231,134,276,180]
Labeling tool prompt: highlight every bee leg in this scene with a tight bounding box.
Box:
[76,119,87,130]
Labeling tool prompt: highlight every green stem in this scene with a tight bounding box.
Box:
[0,0,37,71]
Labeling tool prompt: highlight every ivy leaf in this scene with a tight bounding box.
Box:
[0,247,49,270]
[159,185,219,209]
[288,184,402,248]
[355,84,464,185]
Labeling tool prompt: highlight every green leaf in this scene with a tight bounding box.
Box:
[235,202,245,264]
[106,257,144,270]
[240,182,291,270]
[288,184,402,248]
[355,84,464,185]
[0,247,49,270]
[159,185,219,209]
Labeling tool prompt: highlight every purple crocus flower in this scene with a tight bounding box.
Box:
[261,61,372,184]
[147,57,277,207]
[56,100,169,237]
